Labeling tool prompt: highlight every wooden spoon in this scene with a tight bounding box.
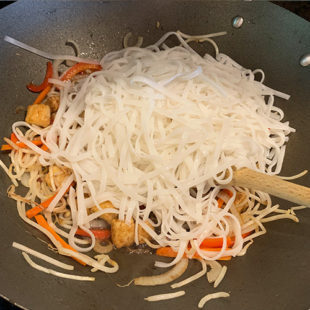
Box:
[229,168,310,207]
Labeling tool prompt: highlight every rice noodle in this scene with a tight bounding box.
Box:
[0,160,18,186]
[12,242,74,270]
[4,36,99,64]
[21,252,95,281]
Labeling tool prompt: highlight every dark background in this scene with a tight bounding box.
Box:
[0,0,309,309]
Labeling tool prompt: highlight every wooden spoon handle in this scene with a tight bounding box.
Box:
[230,168,310,207]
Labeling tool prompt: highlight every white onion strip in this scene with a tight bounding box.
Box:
[12,242,74,271]
[21,252,95,281]
[198,292,230,308]
[213,265,227,288]
[144,290,185,302]
[134,258,188,286]
[206,260,222,283]
[171,259,206,288]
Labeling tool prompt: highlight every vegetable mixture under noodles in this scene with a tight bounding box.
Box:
[2,31,301,286]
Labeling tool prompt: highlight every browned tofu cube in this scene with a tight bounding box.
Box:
[25,104,51,127]
[90,201,117,224]
[45,95,60,113]
[45,165,70,189]
[111,219,154,248]
[111,219,135,248]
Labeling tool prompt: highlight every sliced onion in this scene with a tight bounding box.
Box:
[134,258,188,286]
[93,240,113,254]
[21,252,95,281]
[144,290,185,302]
[214,265,227,288]
[206,260,222,283]
[171,260,206,288]
[198,292,230,308]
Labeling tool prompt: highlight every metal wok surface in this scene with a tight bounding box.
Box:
[0,1,309,309]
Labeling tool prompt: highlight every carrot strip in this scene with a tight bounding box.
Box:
[1,139,43,151]
[156,231,253,260]
[33,85,51,105]
[200,237,234,248]
[60,63,102,81]
[35,215,86,265]
[10,133,18,143]
[31,63,101,105]
[26,183,72,219]
[27,62,53,93]
[75,228,111,240]
[200,232,252,248]
[156,247,231,261]
[223,189,233,197]
[217,189,233,208]
[40,144,49,152]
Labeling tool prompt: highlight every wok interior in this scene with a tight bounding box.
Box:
[0,1,309,310]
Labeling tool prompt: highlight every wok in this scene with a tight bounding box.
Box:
[0,1,309,309]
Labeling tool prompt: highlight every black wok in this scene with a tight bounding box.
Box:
[0,1,309,309]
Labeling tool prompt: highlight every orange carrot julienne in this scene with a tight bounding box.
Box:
[156,247,231,261]
[35,215,86,266]
[10,133,18,143]
[33,85,51,105]
[60,63,102,81]
[26,183,73,219]
[200,232,252,248]
[26,194,58,219]
[1,139,43,151]
[223,189,233,197]
[32,63,101,105]
[200,236,235,248]
[41,144,49,152]
[156,231,253,260]
[217,198,224,208]
[75,228,111,240]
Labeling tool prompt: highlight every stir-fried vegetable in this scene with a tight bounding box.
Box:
[35,214,86,265]
[75,228,110,240]
[26,183,73,219]
[27,62,53,93]
[1,133,43,151]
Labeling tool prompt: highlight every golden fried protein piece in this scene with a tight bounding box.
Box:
[45,165,70,190]
[111,219,135,248]
[90,201,117,224]
[111,219,153,249]
[25,104,51,127]
[44,95,60,113]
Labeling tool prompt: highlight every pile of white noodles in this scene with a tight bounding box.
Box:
[11,31,295,267]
